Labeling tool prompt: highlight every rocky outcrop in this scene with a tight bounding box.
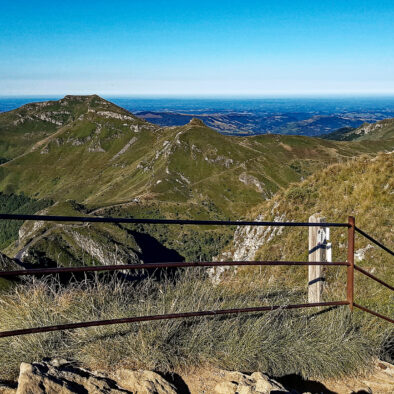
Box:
[187,118,206,127]
[355,121,383,136]
[7,359,394,394]
[209,212,286,283]
[88,141,106,153]
[230,214,285,262]
[96,111,136,122]
[238,173,265,193]
[16,359,129,394]
[114,369,177,393]
[15,359,177,394]
[68,229,140,267]
[214,371,286,393]
[322,360,394,394]
[13,360,286,394]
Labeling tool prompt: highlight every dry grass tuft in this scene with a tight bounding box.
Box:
[0,271,391,381]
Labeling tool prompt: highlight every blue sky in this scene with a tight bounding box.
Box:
[1,0,394,96]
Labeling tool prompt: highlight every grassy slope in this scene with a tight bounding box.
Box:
[1,96,393,265]
[222,153,393,318]
[1,106,392,217]
[0,273,387,380]
[0,99,392,380]
[0,95,117,161]
[323,118,394,141]
[0,252,21,292]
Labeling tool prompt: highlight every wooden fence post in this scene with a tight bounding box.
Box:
[308,215,327,303]
[347,216,355,311]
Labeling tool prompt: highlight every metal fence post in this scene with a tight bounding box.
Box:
[308,215,327,303]
[347,216,355,311]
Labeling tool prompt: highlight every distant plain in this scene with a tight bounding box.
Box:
[1,96,394,136]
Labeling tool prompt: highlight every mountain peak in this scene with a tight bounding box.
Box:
[62,94,100,99]
[61,94,106,104]
[188,117,206,127]
[322,117,394,141]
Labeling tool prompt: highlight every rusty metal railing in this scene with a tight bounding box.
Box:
[0,261,349,278]
[0,214,392,338]
[345,216,394,323]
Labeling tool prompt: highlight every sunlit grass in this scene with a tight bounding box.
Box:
[0,271,391,381]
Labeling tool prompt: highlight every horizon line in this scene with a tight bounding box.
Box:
[1,93,394,99]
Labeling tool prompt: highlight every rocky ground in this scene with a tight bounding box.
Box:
[0,358,393,394]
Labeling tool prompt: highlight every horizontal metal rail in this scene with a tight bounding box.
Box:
[0,301,349,338]
[354,265,394,291]
[355,226,394,256]
[0,212,391,329]
[0,213,349,227]
[0,260,349,278]
[353,303,394,324]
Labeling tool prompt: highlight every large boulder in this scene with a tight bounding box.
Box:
[16,359,128,394]
[15,359,178,394]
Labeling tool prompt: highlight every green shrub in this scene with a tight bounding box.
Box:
[0,192,52,249]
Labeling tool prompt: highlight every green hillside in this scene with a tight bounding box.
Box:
[1,96,393,213]
[1,95,393,268]
[0,252,21,292]
[0,95,147,163]
[0,98,392,380]
[322,118,394,141]
[221,153,393,317]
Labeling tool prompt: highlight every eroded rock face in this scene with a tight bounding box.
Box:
[16,359,129,394]
[214,370,287,394]
[15,359,179,394]
[231,214,285,262]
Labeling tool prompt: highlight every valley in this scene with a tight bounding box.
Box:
[0,95,393,390]
[0,95,393,273]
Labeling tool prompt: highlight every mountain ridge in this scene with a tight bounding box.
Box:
[0,94,148,162]
[1,95,393,269]
[322,118,394,141]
